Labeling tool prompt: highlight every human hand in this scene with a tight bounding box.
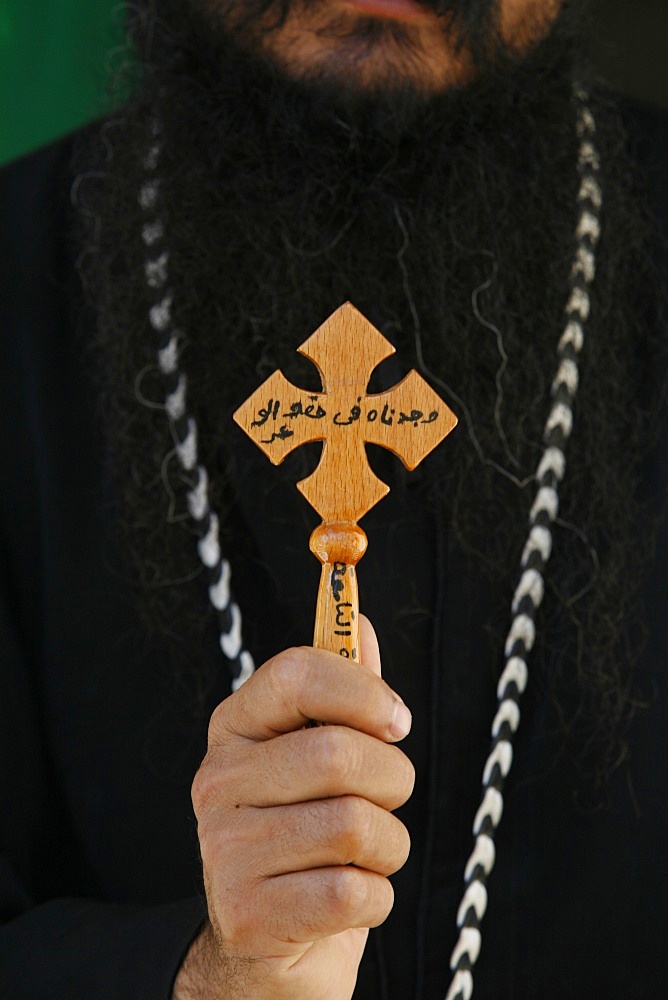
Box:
[173,616,414,1000]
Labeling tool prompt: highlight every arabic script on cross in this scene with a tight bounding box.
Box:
[234,302,457,660]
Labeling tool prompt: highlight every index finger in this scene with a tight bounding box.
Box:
[208,643,411,747]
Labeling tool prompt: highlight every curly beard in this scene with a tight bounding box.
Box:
[74,0,662,787]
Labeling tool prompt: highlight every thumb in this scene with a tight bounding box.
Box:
[359,614,381,677]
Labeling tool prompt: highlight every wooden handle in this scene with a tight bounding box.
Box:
[309,523,368,661]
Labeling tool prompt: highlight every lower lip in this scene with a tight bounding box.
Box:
[343,0,430,22]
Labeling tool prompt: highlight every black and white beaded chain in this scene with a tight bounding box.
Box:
[138,125,255,692]
[138,88,601,997]
[444,88,602,1000]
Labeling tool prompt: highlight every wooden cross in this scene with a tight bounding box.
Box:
[234,302,457,661]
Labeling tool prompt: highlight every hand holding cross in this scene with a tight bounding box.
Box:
[178,304,456,1000]
[234,302,457,660]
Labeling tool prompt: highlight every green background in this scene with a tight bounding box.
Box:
[0,0,666,166]
[0,0,125,164]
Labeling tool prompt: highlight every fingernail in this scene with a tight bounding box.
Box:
[390,700,412,740]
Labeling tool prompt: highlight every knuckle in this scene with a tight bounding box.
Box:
[330,795,370,861]
[191,755,218,814]
[313,727,357,790]
[191,747,239,816]
[325,866,369,922]
[267,646,314,704]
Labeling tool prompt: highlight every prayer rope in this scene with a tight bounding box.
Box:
[139,125,255,691]
[444,87,602,1000]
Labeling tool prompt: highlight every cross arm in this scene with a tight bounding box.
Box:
[363,370,458,470]
[233,369,327,465]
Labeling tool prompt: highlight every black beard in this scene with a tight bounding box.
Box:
[75,3,661,787]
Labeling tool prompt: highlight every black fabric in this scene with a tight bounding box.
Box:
[0,104,667,999]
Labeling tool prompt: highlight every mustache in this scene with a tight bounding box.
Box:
[218,0,500,43]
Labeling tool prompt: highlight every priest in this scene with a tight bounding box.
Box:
[0,0,666,998]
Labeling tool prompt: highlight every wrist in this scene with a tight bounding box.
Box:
[172,922,224,1000]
